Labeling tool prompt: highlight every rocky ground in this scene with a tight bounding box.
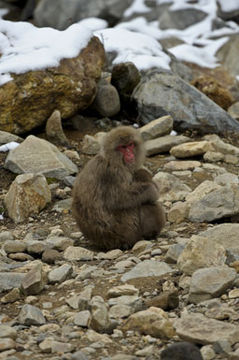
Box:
[1,117,239,360]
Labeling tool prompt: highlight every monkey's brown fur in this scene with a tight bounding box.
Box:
[72,126,165,250]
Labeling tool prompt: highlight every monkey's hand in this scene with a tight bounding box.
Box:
[134,168,153,182]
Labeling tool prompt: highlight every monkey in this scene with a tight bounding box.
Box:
[72,126,165,251]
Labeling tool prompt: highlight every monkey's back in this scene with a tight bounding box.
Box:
[72,154,141,250]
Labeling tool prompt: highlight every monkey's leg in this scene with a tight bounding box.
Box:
[140,202,166,239]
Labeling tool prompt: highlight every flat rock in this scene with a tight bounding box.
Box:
[0,131,23,145]
[177,235,226,275]
[188,184,239,222]
[170,141,212,158]
[5,136,78,180]
[145,135,190,156]
[48,264,73,283]
[153,172,191,202]
[164,160,201,171]
[175,313,239,345]
[107,284,139,298]
[189,266,236,304]
[0,273,25,293]
[200,224,239,250]
[139,115,173,141]
[121,260,173,282]
[3,240,27,253]
[63,246,94,261]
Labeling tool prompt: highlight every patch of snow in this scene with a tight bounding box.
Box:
[95,28,171,70]
[0,141,20,152]
[217,0,239,13]
[0,20,93,85]
[124,0,151,17]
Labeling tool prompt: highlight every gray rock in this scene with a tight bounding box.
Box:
[63,246,94,261]
[90,296,112,333]
[165,243,185,263]
[132,70,239,135]
[26,241,46,255]
[0,325,17,339]
[66,286,93,311]
[0,231,14,243]
[34,0,132,29]
[3,240,27,254]
[161,342,203,360]
[74,310,91,327]
[140,115,173,141]
[71,350,89,360]
[217,34,239,77]
[42,248,61,264]
[92,83,120,117]
[145,135,190,156]
[0,273,25,293]
[108,295,143,312]
[21,263,46,295]
[18,304,46,325]
[5,135,78,180]
[45,109,69,146]
[0,131,23,145]
[200,224,239,250]
[107,284,139,298]
[123,307,175,339]
[121,260,173,282]
[0,338,16,351]
[189,266,236,304]
[153,172,191,202]
[46,236,74,251]
[159,8,207,30]
[39,338,73,353]
[175,313,239,345]
[109,304,132,319]
[228,101,239,121]
[81,132,106,155]
[48,264,73,284]
[111,62,141,98]
[4,173,51,223]
[188,184,239,222]
[177,235,226,275]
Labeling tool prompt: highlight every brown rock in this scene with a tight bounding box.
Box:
[192,75,234,110]
[4,173,51,223]
[145,290,179,310]
[0,36,105,134]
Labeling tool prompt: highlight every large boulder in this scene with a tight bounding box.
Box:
[0,29,105,135]
[132,70,239,135]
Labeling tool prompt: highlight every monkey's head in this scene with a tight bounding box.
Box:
[101,126,145,170]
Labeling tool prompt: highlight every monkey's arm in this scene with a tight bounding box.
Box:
[104,177,159,211]
[134,168,159,195]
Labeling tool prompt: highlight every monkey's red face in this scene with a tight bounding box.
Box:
[117,142,135,164]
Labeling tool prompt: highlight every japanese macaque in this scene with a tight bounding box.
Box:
[72,126,165,250]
